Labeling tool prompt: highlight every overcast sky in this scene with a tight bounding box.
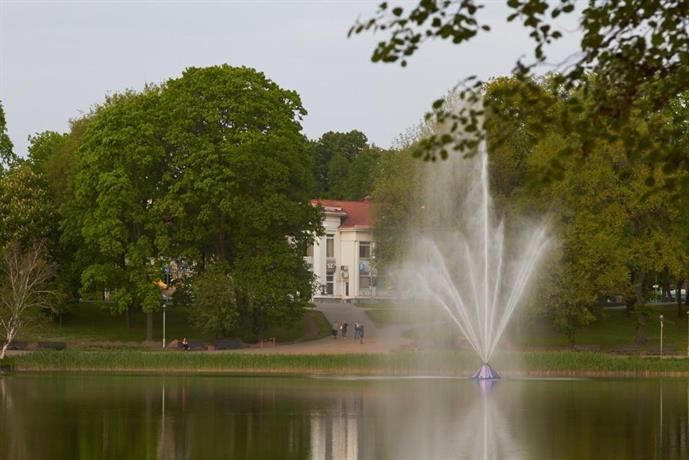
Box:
[0,1,582,156]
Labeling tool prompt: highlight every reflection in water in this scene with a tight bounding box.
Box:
[2,375,689,459]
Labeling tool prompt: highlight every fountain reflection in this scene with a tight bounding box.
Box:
[307,379,521,460]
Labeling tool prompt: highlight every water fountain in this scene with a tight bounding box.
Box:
[401,142,550,379]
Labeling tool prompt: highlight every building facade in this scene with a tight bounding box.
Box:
[306,198,378,301]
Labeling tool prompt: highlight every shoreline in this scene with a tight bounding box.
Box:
[5,349,689,378]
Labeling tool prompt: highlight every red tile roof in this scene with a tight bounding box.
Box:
[311,198,373,228]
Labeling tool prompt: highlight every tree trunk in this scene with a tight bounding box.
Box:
[635,316,647,345]
[634,271,646,307]
[0,342,9,360]
[146,312,153,342]
[678,279,684,317]
[632,270,647,345]
[125,306,132,329]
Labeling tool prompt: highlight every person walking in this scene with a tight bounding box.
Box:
[331,321,339,340]
[342,322,348,338]
[359,324,365,344]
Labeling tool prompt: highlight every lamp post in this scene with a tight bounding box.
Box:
[660,314,664,357]
[162,302,167,349]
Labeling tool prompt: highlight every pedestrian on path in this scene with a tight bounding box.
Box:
[331,321,339,340]
[354,321,360,339]
[359,324,365,344]
[342,322,348,338]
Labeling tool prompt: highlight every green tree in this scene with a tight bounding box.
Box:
[371,147,422,271]
[311,130,369,197]
[186,263,239,338]
[0,101,16,171]
[157,65,322,338]
[27,119,96,311]
[351,1,689,193]
[330,147,383,200]
[0,164,58,249]
[484,78,689,345]
[71,89,167,335]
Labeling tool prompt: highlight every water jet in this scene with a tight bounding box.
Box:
[403,142,550,377]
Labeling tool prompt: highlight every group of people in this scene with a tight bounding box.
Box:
[331,320,365,343]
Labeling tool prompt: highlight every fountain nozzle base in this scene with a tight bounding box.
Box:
[471,363,500,380]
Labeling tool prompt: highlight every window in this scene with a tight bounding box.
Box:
[326,272,334,295]
[359,242,371,259]
[326,234,334,258]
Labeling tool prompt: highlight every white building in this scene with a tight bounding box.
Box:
[306,198,378,301]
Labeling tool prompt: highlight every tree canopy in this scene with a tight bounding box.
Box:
[310,130,384,200]
[351,1,689,193]
[64,65,322,338]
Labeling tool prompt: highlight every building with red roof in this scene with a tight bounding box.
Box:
[307,197,378,300]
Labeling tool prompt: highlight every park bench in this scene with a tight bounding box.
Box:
[187,339,207,351]
[609,345,641,355]
[3,341,28,350]
[648,345,678,356]
[214,338,242,350]
[37,341,66,350]
[573,344,601,352]
[260,337,276,348]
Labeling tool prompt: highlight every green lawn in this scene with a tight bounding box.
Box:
[400,304,689,352]
[20,302,331,345]
[364,307,446,328]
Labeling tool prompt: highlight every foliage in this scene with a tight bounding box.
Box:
[155,65,322,336]
[351,1,689,194]
[186,263,239,338]
[371,78,689,344]
[0,164,58,249]
[371,147,423,271]
[57,65,321,338]
[0,240,57,359]
[0,100,17,171]
[484,78,689,344]
[310,130,383,199]
[28,122,91,303]
[71,89,167,320]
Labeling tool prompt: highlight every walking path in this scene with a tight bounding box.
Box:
[243,302,414,354]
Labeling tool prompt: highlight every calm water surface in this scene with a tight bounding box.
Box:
[1,373,688,459]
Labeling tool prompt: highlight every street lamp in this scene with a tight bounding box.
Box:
[660,314,664,357]
[686,310,689,358]
[162,301,167,349]
[160,294,172,349]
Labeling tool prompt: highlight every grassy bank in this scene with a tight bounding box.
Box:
[11,350,689,377]
[21,302,330,345]
[394,304,689,352]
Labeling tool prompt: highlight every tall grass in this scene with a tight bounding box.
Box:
[12,350,689,376]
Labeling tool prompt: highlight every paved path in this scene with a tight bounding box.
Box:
[243,302,414,354]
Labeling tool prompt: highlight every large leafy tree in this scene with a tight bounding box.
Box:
[157,65,322,338]
[27,119,96,309]
[0,165,58,250]
[0,101,16,172]
[484,78,689,345]
[351,1,689,194]
[311,130,380,199]
[372,79,689,345]
[71,89,167,333]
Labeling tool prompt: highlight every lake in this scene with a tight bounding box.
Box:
[1,374,687,459]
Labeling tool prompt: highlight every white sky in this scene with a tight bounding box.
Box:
[0,0,582,156]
